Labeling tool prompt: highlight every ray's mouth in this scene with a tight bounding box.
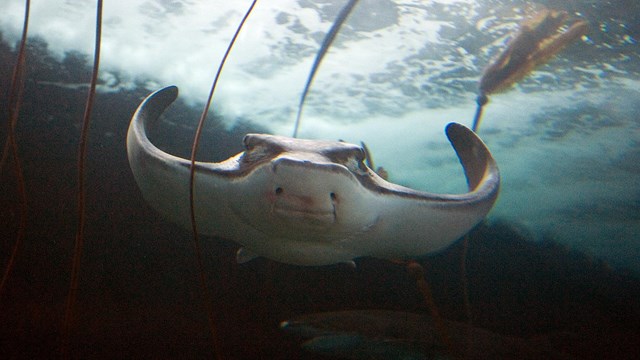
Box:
[272,204,336,224]
[268,186,338,226]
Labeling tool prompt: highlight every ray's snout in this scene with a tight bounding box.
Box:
[267,156,347,224]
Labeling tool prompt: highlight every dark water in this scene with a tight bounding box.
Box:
[1,30,640,359]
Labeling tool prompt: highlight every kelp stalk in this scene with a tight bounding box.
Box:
[0,0,30,298]
[61,0,102,357]
[406,261,456,358]
[466,8,589,349]
[188,1,258,359]
[292,0,359,138]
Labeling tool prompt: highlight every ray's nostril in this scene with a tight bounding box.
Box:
[330,192,337,201]
[275,187,284,195]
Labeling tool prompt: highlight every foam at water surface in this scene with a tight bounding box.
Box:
[1,0,639,271]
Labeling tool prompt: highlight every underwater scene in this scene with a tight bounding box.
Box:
[1,0,639,359]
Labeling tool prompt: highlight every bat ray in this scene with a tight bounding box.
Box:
[126,86,500,266]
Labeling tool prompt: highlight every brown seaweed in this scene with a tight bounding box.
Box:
[472,8,589,132]
[479,9,589,96]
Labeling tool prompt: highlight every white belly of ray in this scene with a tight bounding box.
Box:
[127,86,500,266]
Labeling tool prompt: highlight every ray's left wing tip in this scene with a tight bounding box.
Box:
[444,122,499,192]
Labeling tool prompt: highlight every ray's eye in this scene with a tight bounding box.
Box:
[355,147,369,171]
[338,147,368,175]
[241,135,276,164]
[355,147,366,162]
[242,135,255,151]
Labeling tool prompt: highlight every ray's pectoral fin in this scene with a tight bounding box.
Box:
[366,122,500,260]
[445,122,498,193]
[126,86,193,230]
